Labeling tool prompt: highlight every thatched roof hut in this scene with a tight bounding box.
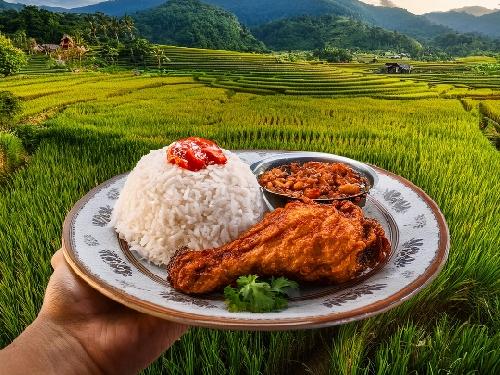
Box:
[40,44,60,54]
[60,34,75,50]
[385,63,412,74]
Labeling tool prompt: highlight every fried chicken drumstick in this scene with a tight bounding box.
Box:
[167,201,390,295]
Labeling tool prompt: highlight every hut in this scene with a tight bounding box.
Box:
[60,34,75,50]
[40,44,60,54]
[385,63,412,74]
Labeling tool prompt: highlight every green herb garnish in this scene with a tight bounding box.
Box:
[224,275,299,313]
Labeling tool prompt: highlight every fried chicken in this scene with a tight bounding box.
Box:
[167,201,390,295]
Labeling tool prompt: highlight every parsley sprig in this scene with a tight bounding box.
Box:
[224,275,299,313]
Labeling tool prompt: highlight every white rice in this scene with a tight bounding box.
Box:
[111,146,264,265]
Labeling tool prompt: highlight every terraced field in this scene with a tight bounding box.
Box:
[479,101,500,147]
[136,47,438,99]
[372,60,500,97]
[153,47,500,100]
[336,59,500,98]
[0,48,499,374]
[21,46,500,100]
[19,55,68,75]
[410,73,500,98]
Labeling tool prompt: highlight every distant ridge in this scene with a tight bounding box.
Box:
[0,0,22,10]
[70,0,166,16]
[425,9,500,38]
[61,0,451,41]
[450,6,498,17]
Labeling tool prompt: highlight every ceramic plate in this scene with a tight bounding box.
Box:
[62,151,449,331]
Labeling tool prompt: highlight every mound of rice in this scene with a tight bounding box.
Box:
[111,146,264,265]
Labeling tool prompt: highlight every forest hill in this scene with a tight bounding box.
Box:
[0,3,499,61]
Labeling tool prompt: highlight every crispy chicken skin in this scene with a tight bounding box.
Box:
[167,201,390,295]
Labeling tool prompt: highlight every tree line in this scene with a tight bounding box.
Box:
[0,6,137,46]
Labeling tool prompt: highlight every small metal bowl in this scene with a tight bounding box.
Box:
[251,152,379,210]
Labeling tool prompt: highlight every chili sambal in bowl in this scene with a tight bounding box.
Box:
[252,153,378,208]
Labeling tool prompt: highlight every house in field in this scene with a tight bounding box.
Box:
[40,44,60,54]
[60,34,75,50]
[385,62,412,74]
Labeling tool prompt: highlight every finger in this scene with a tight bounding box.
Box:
[158,321,188,349]
[143,314,189,346]
[51,249,65,270]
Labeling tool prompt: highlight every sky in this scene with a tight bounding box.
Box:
[6,0,500,13]
[360,0,499,14]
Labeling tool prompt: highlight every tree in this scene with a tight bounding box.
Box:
[314,47,353,63]
[12,30,28,51]
[151,46,170,69]
[100,43,119,65]
[129,38,152,67]
[96,12,110,40]
[84,14,99,43]
[120,15,136,41]
[110,17,122,43]
[72,32,86,47]
[0,34,27,76]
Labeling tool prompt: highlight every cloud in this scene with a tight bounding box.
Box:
[380,0,398,7]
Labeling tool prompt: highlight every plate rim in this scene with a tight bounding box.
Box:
[62,151,450,331]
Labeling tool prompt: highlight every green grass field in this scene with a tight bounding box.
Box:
[0,46,499,374]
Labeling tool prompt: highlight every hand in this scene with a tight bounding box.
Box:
[0,249,187,375]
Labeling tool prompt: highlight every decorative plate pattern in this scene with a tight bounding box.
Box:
[62,151,449,330]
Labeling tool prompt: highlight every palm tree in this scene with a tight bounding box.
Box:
[120,15,136,41]
[84,14,98,42]
[152,46,170,69]
[96,12,110,40]
[72,31,86,47]
[110,17,121,43]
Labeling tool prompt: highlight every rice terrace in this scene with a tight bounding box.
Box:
[0,1,499,374]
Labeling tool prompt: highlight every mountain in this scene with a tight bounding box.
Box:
[40,5,72,12]
[66,0,451,40]
[201,1,451,41]
[200,1,454,41]
[0,0,22,10]
[363,6,452,41]
[70,0,366,21]
[0,0,497,56]
[432,32,500,57]
[424,10,500,38]
[450,6,498,17]
[253,15,422,54]
[40,0,451,42]
[200,0,367,26]
[71,0,165,16]
[252,15,422,54]
[133,0,265,52]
